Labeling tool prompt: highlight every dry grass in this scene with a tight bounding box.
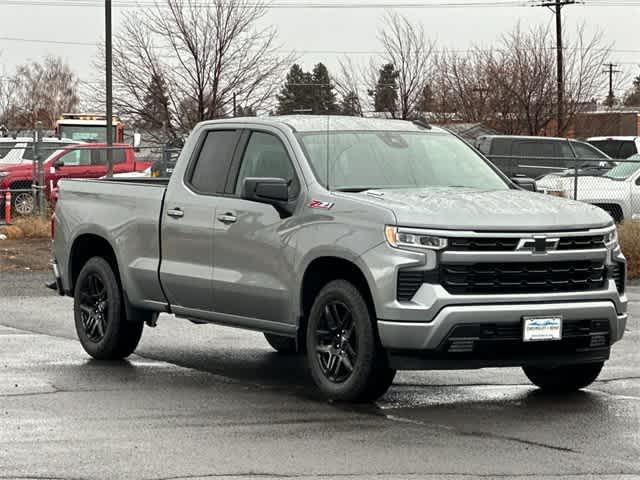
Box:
[0,216,50,240]
[618,221,640,279]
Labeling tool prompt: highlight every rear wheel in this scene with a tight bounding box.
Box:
[264,333,297,354]
[74,257,143,360]
[523,362,604,392]
[306,279,396,402]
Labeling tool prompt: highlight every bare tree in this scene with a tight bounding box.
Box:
[97,0,292,140]
[432,23,612,135]
[1,56,79,130]
[378,11,435,120]
[333,57,367,116]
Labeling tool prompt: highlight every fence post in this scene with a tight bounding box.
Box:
[573,159,578,201]
[4,191,10,225]
[33,121,46,219]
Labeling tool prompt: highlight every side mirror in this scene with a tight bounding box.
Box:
[52,159,65,169]
[133,132,142,149]
[242,177,289,204]
[511,176,537,192]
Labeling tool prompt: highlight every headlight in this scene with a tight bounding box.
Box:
[604,228,618,247]
[0,172,9,178]
[385,226,447,250]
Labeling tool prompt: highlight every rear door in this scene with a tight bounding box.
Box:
[159,128,240,314]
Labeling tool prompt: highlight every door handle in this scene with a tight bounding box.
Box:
[167,208,184,218]
[217,213,237,224]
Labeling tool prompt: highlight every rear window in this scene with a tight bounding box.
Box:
[589,140,636,159]
[488,138,511,156]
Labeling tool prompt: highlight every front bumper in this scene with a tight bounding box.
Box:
[359,240,628,369]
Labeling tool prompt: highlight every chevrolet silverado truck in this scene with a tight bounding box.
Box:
[51,116,628,402]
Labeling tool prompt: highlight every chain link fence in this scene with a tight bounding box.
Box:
[1,141,181,223]
[484,154,640,224]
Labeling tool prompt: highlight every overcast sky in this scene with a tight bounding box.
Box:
[0,1,638,96]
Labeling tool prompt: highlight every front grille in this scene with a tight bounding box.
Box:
[447,234,606,252]
[448,238,519,251]
[609,262,626,294]
[557,235,605,250]
[441,261,606,295]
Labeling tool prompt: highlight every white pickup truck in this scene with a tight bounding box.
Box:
[537,155,640,222]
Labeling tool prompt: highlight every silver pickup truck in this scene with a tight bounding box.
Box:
[51,116,628,402]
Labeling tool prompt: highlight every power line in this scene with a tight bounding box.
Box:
[1,35,640,56]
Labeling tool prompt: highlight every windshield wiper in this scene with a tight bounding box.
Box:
[333,187,379,193]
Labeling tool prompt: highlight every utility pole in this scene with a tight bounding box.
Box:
[534,0,576,135]
[603,62,621,108]
[105,0,114,178]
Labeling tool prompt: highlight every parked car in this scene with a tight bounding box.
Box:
[0,136,81,164]
[0,143,151,215]
[475,135,613,179]
[51,116,627,402]
[537,153,640,222]
[587,136,640,159]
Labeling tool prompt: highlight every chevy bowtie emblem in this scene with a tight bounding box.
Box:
[516,236,560,253]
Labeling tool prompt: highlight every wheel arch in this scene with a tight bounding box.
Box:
[298,255,378,347]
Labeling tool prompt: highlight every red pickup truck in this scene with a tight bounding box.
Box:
[0,143,150,215]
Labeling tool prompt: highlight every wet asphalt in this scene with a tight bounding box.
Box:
[0,272,638,479]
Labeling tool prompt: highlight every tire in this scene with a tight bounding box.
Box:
[523,362,604,392]
[74,257,143,360]
[306,279,396,402]
[12,191,35,216]
[264,333,297,354]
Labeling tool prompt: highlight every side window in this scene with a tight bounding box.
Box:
[558,141,574,158]
[572,141,606,159]
[512,141,555,157]
[189,130,238,195]
[489,138,511,156]
[234,132,298,197]
[59,149,92,166]
[91,149,126,166]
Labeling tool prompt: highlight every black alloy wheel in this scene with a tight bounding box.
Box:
[315,301,357,383]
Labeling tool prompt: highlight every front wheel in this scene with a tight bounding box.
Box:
[306,279,396,402]
[523,362,604,392]
[74,257,143,360]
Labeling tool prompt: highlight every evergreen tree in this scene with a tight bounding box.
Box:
[139,73,171,130]
[277,64,312,114]
[371,63,398,116]
[311,63,338,114]
[624,76,640,107]
[340,91,361,116]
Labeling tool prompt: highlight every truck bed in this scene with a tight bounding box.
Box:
[54,178,169,311]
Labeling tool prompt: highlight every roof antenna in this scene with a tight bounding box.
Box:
[326,114,331,189]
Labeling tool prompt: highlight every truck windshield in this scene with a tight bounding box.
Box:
[604,157,640,180]
[59,125,115,143]
[298,131,509,191]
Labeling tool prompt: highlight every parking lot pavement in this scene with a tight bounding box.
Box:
[0,273,639,479]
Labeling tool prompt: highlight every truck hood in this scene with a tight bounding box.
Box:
[354,187,612,231]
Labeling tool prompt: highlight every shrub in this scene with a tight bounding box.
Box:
[618,222,640,280]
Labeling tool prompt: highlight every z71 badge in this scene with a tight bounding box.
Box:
[308,200,335,210]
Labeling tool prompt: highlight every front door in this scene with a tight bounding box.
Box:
[212,130,301,326]
[159,128,241,314]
